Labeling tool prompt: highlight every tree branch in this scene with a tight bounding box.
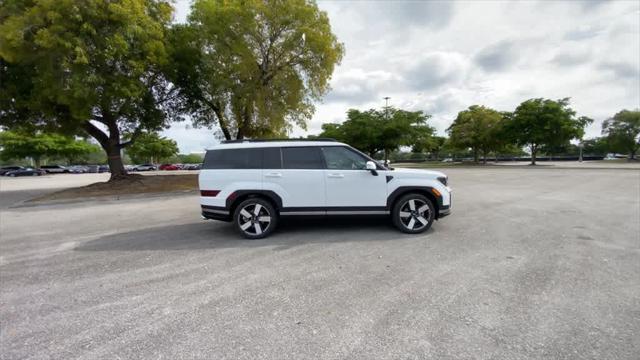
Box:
[83,121,109,148]
[118,127,143,148]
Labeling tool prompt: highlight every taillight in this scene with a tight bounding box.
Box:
[200,190,220,197]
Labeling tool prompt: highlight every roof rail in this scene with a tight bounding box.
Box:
[221,138,337,144]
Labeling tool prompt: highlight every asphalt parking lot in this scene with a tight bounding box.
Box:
[1,168,639,359]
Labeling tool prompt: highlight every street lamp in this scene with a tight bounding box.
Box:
[383,97,390,120]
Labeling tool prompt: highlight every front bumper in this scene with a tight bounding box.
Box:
[438,187,452,218]
[439,206,451,218]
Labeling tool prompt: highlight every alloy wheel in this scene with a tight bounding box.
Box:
[398,198,431,231]
[237,203,272,236]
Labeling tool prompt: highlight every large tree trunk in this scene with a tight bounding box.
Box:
[211,105,232,140]
[105,142,127,180]
[531,145,537,165]
[83,120,128,180]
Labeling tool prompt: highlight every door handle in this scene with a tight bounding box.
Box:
[328,173,344,178]
[265,172,282,178]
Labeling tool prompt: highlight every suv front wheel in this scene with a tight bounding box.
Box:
[233,198,278,239]
[392,193,435,234]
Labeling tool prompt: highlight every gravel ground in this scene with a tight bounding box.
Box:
[1,168,639,359]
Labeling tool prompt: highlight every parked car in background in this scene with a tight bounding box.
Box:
[40,165,70,173]
[184,163,201,170]
[0,166,25,176]
[4,167,46,177]
[159,164,179,171]
[68,165,89,173]
[133,164,156,171]
[124,165,136,172]
[98,165,110,173]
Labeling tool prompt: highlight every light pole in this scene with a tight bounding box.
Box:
[383,97,390,163]
[579,141,584,163]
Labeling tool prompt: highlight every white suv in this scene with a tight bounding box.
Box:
[199,139,452,238]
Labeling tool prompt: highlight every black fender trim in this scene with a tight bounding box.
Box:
[225,190,283,211]
[386,186,444,216]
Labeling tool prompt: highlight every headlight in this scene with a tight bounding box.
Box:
[437,176,448,186]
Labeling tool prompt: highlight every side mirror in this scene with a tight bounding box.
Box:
[366,161,378,176]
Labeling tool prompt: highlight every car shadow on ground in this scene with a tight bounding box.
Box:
[75,217,429,252]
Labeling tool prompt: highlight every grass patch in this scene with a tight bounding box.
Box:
[31,174,198,202]
[394,161,495,168]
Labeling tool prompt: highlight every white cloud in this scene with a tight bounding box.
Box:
[169,0,640,148]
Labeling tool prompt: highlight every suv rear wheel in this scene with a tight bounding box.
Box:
[392,193,435,234]
[233,198,278,239]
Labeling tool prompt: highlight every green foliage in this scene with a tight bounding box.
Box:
[175,153,204,164]
[319,108,434,158]
[0,0,176,177]
[506,98,592,164]
[602,110,640,159]
[169,0,344,140]
[125,132,178,164]
[0,130,99,166]
[412,135,447,160]
[581,137,609,156]
[447,105,505,163]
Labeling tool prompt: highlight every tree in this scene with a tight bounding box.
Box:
[426,136,447,161]
[319,109,383,156]
[0,0,176,179]
[0,131,97,167]
[168,0,344,140]
[506,98,591,165]
[581,137,609,156]
[125,132,179,164]
[176,153,205,164]
[602,110,640,160]
[58,139,102,165]
[319,107,434,160]
[447,105,505,163]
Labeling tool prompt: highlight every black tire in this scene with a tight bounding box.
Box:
[233,197,278,239]
[391,193,435,234]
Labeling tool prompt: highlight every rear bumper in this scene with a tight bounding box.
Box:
[201,205,231,222]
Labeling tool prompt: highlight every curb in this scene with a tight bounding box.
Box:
[11,190,198,209]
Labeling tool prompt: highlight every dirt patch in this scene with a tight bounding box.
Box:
[30,174,198,202]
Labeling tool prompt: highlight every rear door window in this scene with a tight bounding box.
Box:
[282,147,325,169]
[262,147,282,169]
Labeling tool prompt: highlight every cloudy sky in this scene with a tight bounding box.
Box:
[167,0,640,153]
